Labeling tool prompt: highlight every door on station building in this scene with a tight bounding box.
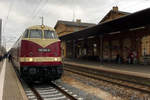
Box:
[77,40,87,58]
[93,44,97,56]
[87,39,93,57]
[61,41,66,58]
[66,41,73,58]
[141,35,150,63]
[111,40,120,61]
[123,38,132,62]
[103,41,110,61]
[141,36,150,56]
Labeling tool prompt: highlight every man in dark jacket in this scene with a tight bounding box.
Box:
[8,54,12,62]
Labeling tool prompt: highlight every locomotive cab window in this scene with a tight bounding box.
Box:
[29,29,42,38]
[23,30,29,38]
[44,30,57,39]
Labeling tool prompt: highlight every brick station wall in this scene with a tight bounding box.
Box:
[101,26,150,63]
[65,26,150,64]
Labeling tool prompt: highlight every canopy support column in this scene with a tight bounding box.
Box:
[73,40,76,58]
[99,35,104,64]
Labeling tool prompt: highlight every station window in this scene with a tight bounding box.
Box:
[44,30,57,39]
[142,36,150,56]
[29,29,42,38]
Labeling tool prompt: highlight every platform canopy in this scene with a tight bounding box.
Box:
[60,8,150,41]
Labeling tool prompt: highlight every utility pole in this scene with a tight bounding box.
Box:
[72,0,75,22]
[40,16,44,25]
[3,36,6,53]
[73,9,75,22]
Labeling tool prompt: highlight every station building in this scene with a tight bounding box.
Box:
[57,7,150,64]
[54,20,96,57]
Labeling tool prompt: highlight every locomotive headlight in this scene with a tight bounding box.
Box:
[29,58,33,62]
[54,58,58,61]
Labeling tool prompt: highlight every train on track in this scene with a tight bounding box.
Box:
[9,25,63,82]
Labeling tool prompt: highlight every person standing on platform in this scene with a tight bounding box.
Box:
[133,51,137,64]
[116,54,121,64]
[0,55,2,61]
[127,53,132,64]
[8,54,12,62]
[130,51,134,64]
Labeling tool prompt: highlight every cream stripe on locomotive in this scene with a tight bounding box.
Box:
[22,38,60,48]
[20,57,62,62]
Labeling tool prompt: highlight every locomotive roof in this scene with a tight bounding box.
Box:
[27,25,55,31]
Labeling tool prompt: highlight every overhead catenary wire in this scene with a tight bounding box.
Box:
[31,0,48,25]
[38,0,49,15]
[72,0,76,22]
[3,0,15,34]
[2,0,15,50]
[31,0,43,19]
[41,0,55,20]
[22,0,46,28]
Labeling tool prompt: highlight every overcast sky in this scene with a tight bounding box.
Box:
[0,0,150,50]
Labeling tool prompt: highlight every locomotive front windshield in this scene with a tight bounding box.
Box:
[23,29,57,39]
[29,29,42,38]
[44,30,57,39]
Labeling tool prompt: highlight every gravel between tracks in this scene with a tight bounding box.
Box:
[62,70,150,100]
[55,77,102,100]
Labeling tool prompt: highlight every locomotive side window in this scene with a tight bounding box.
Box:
[29,29,42,38]
[44,30,57,39]
[23,30,29,38]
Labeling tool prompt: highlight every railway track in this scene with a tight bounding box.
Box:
[64,64,150,94]
[24,82,79,100]
[11,61,80,100]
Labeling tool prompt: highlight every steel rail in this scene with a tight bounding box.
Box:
[64,64,150,86]
[26,82,77,100]
[28,84,43,100]
[11,59,77,100]
[50,82,77,100]
[64,65,150,94]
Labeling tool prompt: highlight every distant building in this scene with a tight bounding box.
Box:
[55,19,96,37]
[54,19,96,57]
[0,19,2,46]
[99,6,130,23]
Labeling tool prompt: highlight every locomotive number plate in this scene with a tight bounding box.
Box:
[38,48,50,52]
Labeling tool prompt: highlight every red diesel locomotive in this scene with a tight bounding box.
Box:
[10,25,63,81]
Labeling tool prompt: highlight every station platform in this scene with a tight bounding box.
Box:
[0,59,27,100]
[0,60,3,74]
[64,58,150,78]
